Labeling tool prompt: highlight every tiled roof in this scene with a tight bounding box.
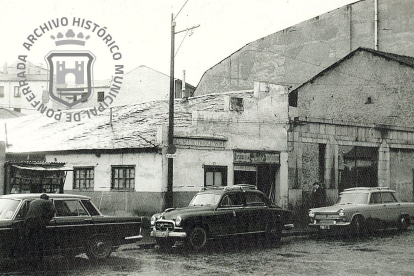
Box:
[6,91,253,153]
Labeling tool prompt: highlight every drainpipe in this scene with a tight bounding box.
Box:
[374,0,378,50]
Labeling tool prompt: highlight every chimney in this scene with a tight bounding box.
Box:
[3,63,7,74]
[182,70,190,99]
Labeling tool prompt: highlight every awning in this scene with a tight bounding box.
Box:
[11,165,73,171]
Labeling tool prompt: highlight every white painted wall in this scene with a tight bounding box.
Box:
[46,152,163,192]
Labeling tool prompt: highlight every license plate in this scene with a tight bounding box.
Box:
[320,225,330,230]
[154,231,168,238]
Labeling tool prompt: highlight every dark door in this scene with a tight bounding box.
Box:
[53,199,94,253]
[257,165,277,202]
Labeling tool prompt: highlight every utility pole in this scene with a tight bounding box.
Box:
[165,13,200,210]
[166,14,176,209]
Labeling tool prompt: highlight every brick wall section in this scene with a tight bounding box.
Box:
[195,0,414,96]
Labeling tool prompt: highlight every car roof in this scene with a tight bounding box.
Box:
[197,185,264,195]
[341,187,396,193]
[0,193,91,200]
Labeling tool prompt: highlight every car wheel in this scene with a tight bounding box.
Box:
[188,226,208,251]
[397,215,410,230]
[350,216,365,237]
[86,236,113,260]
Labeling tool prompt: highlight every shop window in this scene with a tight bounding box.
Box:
[73,167,94,191]
[204,166,227,187]
[14,86,20,97]
[97,91,105,102]
[111,165,135,191]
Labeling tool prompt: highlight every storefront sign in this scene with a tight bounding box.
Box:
[234,150,280,164]
[174,137,226,149]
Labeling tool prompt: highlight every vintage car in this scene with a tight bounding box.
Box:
[151,185,293,250]
[0,193,143,260]
[308,187,414,235]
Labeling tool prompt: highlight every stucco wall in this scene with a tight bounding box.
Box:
[390,149,414,202]
[46,152,163,193]
[195,0,414,96]
[296,51,414,128]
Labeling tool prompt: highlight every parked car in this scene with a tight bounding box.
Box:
[151,184,293,250]
[0,193,143,260]
[308,187,414,235]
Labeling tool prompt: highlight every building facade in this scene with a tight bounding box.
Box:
[5,82,289,216]
[195,0,414,96]
[288,48,414,218]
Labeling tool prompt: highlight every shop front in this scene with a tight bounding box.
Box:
[233,150,280,203]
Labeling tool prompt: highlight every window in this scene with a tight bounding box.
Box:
[97,91,105,102]
[219,193,243,207]
[381,192,397,203]
[0,86,4,98]
[73,167,94,190]
[369,192,382,204]
[204,166,227,187]
[54,200,88,217]
[111,166,135,191]
[82,92,88,102]
[14,86,20,97]
[13,108,21,113]
[245,192,266,206]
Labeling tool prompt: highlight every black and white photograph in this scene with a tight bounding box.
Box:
[1,0,414,275]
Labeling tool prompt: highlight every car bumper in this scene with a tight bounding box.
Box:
[283,223,294,230]
[150,229,187,239]
[125,235,143,241]
[309,221,351,230]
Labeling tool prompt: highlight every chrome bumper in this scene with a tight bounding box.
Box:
[125,235,143,241]
[150,229,187,238]
[283,223,294,230]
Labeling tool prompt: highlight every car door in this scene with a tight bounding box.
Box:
[241,192,268,233]
[381,192,400,225]
[367,192,388,226]
[214,193,243,236]
[52,199,95,253]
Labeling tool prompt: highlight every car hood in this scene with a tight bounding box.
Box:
[157,206,216,220]
[310,204,362,213]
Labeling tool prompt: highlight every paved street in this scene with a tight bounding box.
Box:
[1,228,414,276]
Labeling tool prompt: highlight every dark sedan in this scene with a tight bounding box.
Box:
[0,193,142,260]
[151,185,293,250]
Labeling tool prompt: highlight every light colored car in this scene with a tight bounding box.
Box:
[308,187,414,235]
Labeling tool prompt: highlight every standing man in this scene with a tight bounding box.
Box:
[24,194,56,265]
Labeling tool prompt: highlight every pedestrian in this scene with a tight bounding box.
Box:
[311,182,325,208]
[24,194,56,266]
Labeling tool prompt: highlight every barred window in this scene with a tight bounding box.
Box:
[73,167,94,190]
[111,166,135,191]
[14,86,20,97]
[97,91,105,102]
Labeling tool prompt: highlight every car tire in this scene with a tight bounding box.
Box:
[86,235,113,260]
[350,216,365,237]
[397,215,410,231]
[188,226,208,251]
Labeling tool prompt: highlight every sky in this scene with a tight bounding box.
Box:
[0,0,359,86]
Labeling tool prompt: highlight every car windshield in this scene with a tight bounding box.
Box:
[189,193,221,206]
[0,199,21,219]
[337,192,369,205]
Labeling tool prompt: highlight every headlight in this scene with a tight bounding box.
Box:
[338,209,345,217]
[175,215,182,227]
[308,210,315,218]
[150,215,157,226]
